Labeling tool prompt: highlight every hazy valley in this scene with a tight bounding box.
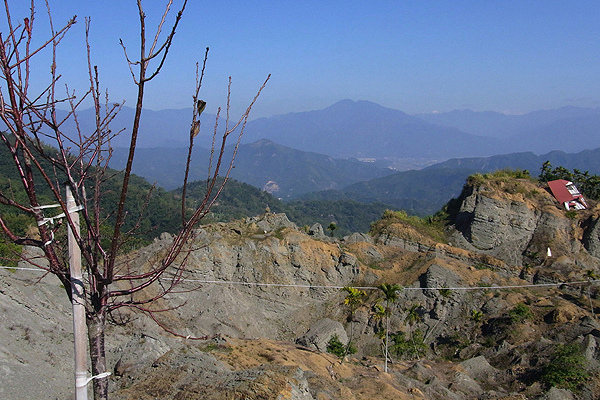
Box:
[106,100,600,219]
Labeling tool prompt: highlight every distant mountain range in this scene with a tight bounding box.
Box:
[426,148,600,174]
[58,107,206,149]
[110,136,600,217]
[74,100,600,161]
[110,139,394,196]
[241,100,504,159]
[414,105,600,139]
[101,99,600,216]
[303,148,600,216]
[242,100,600,158]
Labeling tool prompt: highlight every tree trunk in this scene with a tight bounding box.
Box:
[343,317,353,361]
[88,311,108,400]
[384,312,390,373]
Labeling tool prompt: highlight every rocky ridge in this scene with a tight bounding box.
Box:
[1,176,599,399]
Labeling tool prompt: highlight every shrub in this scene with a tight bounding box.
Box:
[468,169,532,186]
[0,240,21,269]
[371,209,446,243]
[541,343,589,390]
[509,303,533,323]
[326,335,356,358]
[565,210,578,219]
[389,329,427,360]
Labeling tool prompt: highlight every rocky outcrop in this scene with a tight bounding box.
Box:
[583,215,600,258]
[0,268,73,400]
[450,179,600,267]
[131,213,367,341]
[296,318,348,352]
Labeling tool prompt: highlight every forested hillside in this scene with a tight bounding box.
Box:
[1,139,395,269]
[110,139,393,195]
[302,147,600,216]
[179,178,393,235]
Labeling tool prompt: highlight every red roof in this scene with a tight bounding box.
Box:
[548,179,581,204]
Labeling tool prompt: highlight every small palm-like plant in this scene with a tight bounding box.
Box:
[405,304,421,326]
[404,304,423,360]
[343,286,367,319]
[372,301,387,339]
[377,283,403,372]
[470,310,484,323]
[342,286,366,358]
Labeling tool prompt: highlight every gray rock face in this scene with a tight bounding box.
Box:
[414,264,467,325]
[246,211,297,233]
[583,215,600,258]
[4,195,599,399]
[296,318,348,352]
[343,232,373,244]
[136,213,367,342]
[537,387,574,400]
[459,355,498,382]
[449,371,483,396]
[0,213,374,398]
[582,334,598,364]
[421,264,463,295]
[377,233,436,253]
[457,190,537,251]
[451,184,582,266]
[0,268,73,400]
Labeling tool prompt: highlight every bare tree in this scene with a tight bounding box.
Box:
[0,1,269,399]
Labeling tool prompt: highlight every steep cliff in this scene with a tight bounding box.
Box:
[449,174,600,269]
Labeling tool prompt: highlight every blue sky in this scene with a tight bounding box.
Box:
[3,1,600,118]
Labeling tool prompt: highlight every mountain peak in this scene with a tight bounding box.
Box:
[328,99,379,107]
[325,99,400,113]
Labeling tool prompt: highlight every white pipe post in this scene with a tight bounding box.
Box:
[67,184,88,400]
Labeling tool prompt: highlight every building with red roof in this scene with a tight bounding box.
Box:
[547,179,587,210]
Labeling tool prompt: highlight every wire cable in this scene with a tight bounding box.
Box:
[3,265,597,291]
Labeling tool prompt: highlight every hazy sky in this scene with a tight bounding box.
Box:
[3,1,600,118]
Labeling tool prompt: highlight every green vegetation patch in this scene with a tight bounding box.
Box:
[389,329,427,360]
[467,169,533,186]
[326,335,356,358]
[541,343,589,390]
[0,240,22,269]
[370,209,447,243]
[508,303,534,323]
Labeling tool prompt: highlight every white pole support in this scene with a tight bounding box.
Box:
[67,185,88,400]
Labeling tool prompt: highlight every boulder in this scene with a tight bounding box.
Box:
[420,264,463,293]
[460,355,499,382]
[308,223,325,238]
[449,371,483,396]
[296,318,348,352]
[582,334,598,363]
[247,212,297,233]
[343,232,373,244]
[536,387,574,400]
